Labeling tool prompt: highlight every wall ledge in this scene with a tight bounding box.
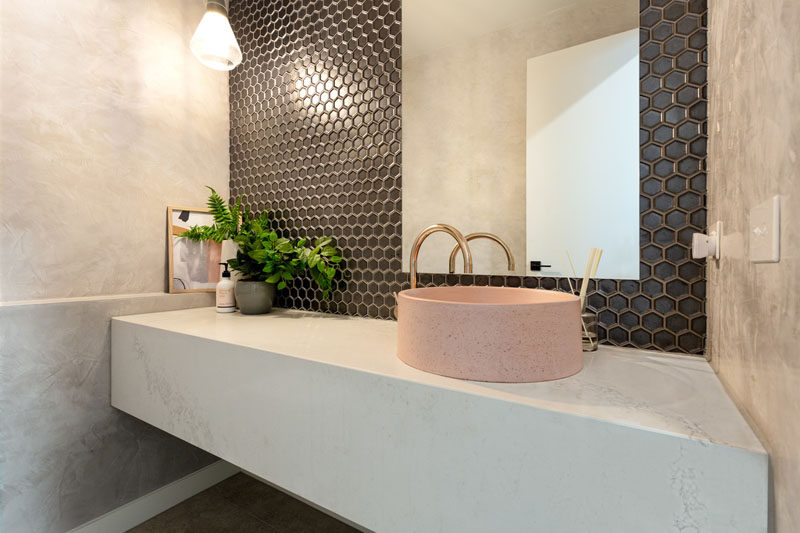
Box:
[0,292,213,307]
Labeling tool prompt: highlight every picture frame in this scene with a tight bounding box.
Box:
[167,206,236,293]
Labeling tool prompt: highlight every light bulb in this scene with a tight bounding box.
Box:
[190,1,242,71]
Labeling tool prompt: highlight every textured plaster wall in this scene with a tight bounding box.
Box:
[707,1,800,531]
[0,0,230,531]
[0,293,218,533]
[0,0,229,301]
[403,0,637,275]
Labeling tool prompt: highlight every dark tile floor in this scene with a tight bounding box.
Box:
[128,473,360,532]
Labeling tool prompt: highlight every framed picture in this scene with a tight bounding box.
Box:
[167,206,236,293]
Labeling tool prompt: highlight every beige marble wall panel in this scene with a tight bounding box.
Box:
[402,0,637,274]
[0,0,230,301]
[707,1,800,531]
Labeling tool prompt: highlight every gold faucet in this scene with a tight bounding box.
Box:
[409,224,473,289]
[447,232,515,274]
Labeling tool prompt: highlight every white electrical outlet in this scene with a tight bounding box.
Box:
[749,195,780,263]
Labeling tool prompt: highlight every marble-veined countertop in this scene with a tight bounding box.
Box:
[114,306,763,453]
[111,306,768,532]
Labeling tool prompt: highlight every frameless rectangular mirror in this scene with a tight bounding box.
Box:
[402,0,640,279]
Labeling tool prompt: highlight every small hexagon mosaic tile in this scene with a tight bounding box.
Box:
[229,0,707,354]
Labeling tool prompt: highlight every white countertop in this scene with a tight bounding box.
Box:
[115,306,763,454]
[112,306,768,531]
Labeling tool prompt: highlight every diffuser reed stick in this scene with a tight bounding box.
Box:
[578,247,597,312]
[561,252,575,295]
[590,249,603,281]
[578,247,603,351]
[565,251,578,279]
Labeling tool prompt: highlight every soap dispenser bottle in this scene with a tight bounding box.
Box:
[216,263,235,313]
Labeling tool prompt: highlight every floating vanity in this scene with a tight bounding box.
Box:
[111,307,767,532]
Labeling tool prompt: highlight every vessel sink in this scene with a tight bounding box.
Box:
[397,286,582,383]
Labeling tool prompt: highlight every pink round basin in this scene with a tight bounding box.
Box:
[397,286,582,383]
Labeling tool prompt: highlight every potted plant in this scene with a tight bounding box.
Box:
[182,187,343,314]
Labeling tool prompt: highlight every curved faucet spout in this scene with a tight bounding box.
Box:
[409,224,472,289]
[448,232,515,274]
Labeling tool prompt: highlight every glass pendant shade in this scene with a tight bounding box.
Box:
[190,1,242,71]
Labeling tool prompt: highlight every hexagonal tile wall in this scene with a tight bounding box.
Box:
[229,0,404,320]
[229,0,707,354]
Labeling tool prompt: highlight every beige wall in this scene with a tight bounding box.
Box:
[0,0,230,301]
[0,1,229,531]
[402,0,636,275]
[707,1,800,531]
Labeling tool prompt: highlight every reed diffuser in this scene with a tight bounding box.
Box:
[562,248,603,351]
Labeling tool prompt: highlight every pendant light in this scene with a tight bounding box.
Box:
[190,0,242,71]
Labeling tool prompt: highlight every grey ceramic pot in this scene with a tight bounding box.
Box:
[234,281,275,315]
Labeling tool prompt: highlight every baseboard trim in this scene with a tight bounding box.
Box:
[67,461,240,533]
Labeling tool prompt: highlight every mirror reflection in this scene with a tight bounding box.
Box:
[402,0,640,279]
